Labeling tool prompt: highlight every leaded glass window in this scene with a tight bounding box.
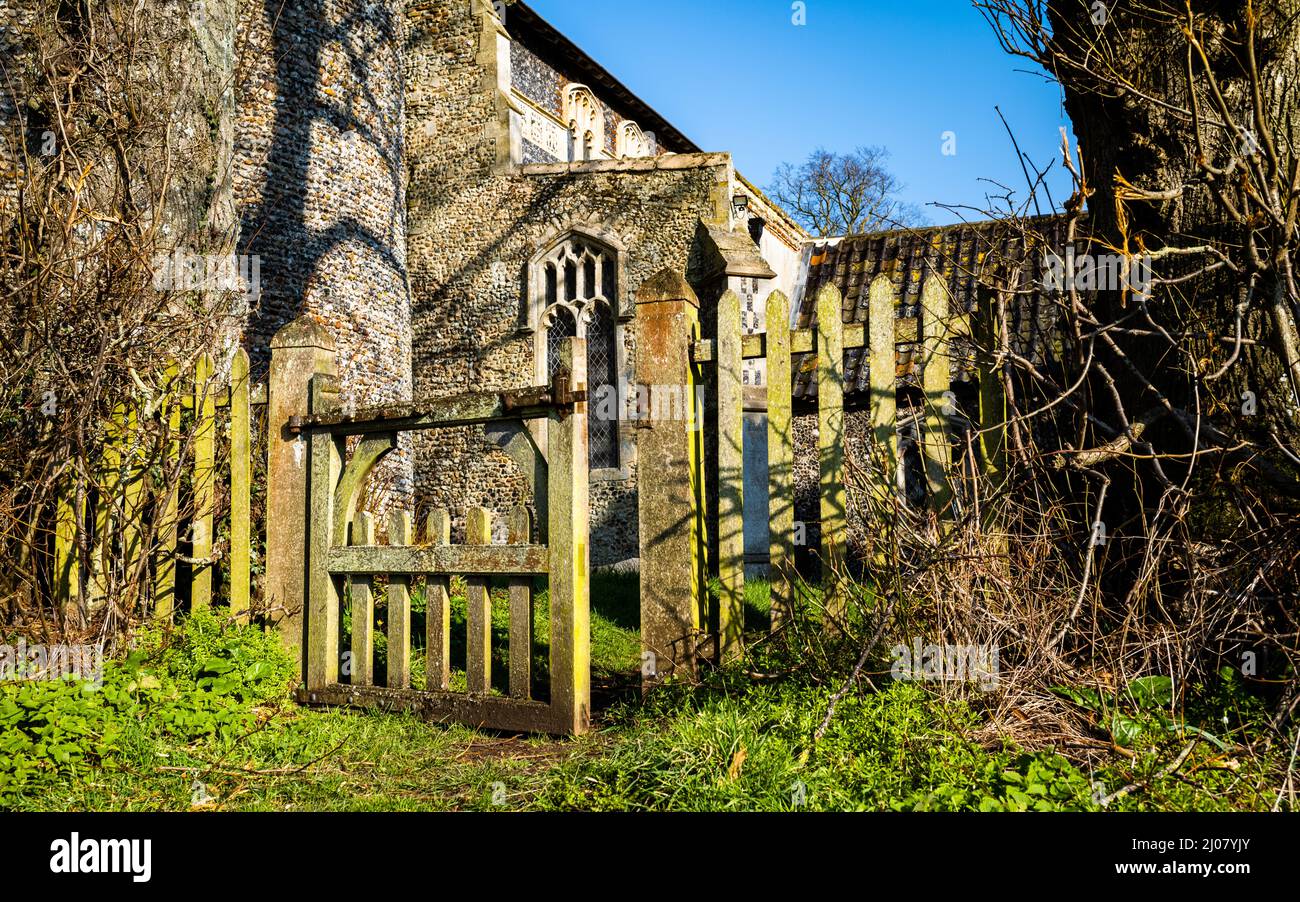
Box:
[536,234,621,472]
[585,302,618,469]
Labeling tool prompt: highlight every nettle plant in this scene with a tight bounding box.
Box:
[0,608,296,805]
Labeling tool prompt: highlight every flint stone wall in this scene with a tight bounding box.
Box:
[406,0,732,563]
[234,0,414,502]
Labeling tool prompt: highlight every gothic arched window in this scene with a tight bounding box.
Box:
[534,234,621,472]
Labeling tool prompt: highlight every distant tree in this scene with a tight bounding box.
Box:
[768,146,925,237]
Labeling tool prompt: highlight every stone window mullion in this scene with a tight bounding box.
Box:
[534,232,623,474]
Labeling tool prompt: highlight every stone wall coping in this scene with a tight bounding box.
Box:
[636,268,700,308]
[270,315,337,352]
[518,151,732,178]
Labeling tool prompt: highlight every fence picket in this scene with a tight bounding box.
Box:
[868,275,898,501]
[817,284,847,619]
[122,406,145,597]
[508,505,533,699]
[155,363,182,620]
[425,509,451,691]
[920,280,953,518]
[230,349,252,621]
[975,285,1008,483]
[867,275,899,578]
[191,353,215,609]
[387,510,412,689]
[466,506,492,694]
[88,406,124,610]
[350,511,376,686]
[716,288,745,661]
[55,479,79,613]
[766,289,794,630]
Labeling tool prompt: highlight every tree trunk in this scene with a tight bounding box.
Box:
[1047,0,1300,466]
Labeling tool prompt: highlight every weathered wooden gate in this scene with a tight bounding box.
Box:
[294,337,591,735]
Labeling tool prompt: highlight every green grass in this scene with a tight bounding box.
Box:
[343,570,641,697]
[2,575,1291,812]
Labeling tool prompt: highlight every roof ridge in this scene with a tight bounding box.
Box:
[807,211,1078,246]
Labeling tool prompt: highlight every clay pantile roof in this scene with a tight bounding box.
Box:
[791,214,1075,402]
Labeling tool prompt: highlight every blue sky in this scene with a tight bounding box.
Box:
[524,0,1076,226]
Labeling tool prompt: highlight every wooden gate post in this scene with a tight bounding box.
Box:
[634,269,706,684]
[548,337,590,734]
[305,373,343,691]
[268,316,337,674]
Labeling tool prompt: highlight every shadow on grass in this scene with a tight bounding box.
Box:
[342,572,647,708]
[339,572,782,721]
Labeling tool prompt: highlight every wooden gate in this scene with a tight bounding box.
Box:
[295,338,591,735]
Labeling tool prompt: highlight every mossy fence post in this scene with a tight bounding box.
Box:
[634,269,707,686]
[268,316,338,675]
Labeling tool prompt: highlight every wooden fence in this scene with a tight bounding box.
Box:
[740,277,958,635]
[39,319,593,736]
[53,349,262,622]
[636,269,1000,674]
[294,337,592,735]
